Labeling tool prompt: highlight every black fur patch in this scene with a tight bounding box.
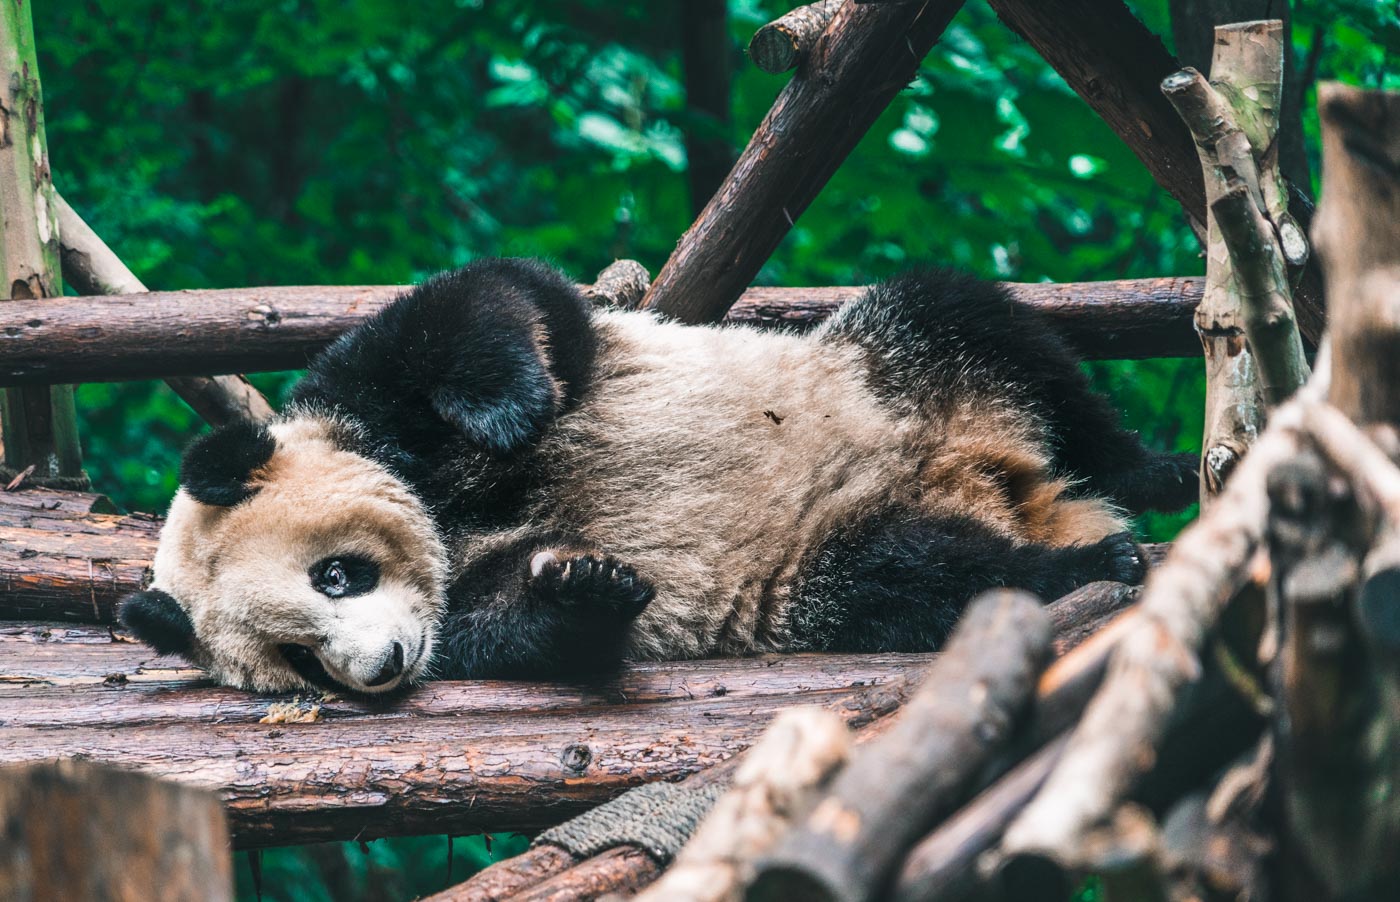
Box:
[789,508,1147,653]
[432,534,654,679]
[119,588,197,656]
[823,268,1198,514]
[292,258,597,513]
[180,420,277,507]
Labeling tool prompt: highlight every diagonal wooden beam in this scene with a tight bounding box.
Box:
[54,195,274,426]
[984,0,1326,343]
[641,0,968,324]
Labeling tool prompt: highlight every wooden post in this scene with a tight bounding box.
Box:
[1161,21,1306,503]
[640,0,966,323]
[53,194,275,426]
[0,759,232,902]
[0,0,83,486]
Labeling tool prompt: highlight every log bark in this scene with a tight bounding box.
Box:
[0,623,925,849]
[0,758,232,902]
[1161,23,1309,503]
[0,756,229,896]
[436,587,1144,901]
[747,592,1054,902]
[582,259,650,310]
[0,277,1204,387]
[639,0,966,323]
[1000,388,1316,868]
[0,0,83,483]
[0,489,161,623]
[54,194,274,426]
[1313,84,1400,427]
[985,0,1326,344]
[748,2,840,74]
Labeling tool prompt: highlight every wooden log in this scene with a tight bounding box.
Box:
[0,0,83,483]
[0,620,926,849]
[639,0,966,323]
[581,259,650,310]
[1313,84,1400,427]
[0,492,161,623]
[0,758,232,902]
[984,0,1326,344]
[0,277,1204,388]
[748,2,840,74]
[1161,23,1308,503]
[748,592,1054,902]
[435,587,1143,901]
[54,194,274,426]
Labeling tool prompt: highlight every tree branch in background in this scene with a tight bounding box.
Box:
[0,1,83,485]
[641,0,967,323]
[680,0,734,216]
[1161,21,1307,502]
[748,2,840,74]
[54,195,275,426]
[633,708,851,902]
[986,0,1326,343]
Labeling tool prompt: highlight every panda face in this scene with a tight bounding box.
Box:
[121,416,447,695]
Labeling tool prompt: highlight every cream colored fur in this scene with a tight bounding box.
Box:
[151,418,446,693]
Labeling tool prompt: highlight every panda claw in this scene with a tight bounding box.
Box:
[529,551,655,618]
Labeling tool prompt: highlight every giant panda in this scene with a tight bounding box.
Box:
[119,258,1196,695]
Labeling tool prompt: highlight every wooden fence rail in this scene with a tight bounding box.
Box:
[0,277,1205,387]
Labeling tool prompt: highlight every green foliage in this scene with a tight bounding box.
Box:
[234,833,530,901]
[29,0,1391,897]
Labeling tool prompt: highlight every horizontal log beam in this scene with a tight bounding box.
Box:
[0,278,1205,387]
[0,618,929,849]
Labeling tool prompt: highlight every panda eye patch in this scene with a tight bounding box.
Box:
[310,556,379,598]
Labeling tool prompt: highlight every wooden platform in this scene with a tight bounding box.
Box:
[0,487,1138,849]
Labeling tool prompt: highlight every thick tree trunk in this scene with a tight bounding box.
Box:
[0,0,82,484]
[54,194,274,425]
[0,759,232,902]
[640,0,966,323]
[0,277,1205,388]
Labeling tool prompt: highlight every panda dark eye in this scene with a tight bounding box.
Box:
[310,556,379,598]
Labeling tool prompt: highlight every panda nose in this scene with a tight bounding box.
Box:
[367,641,405,687]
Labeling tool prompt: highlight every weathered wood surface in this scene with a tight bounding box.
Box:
[0,489,161,623]
[0,618,929,849]
[0,758,232,902]
[0,277,1204,387]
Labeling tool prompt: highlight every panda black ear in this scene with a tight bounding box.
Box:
[119,589,196,657]
[180,420,276,506]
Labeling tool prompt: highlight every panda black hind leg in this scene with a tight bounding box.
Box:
[788,509,1146,653]
[435,534,655,680]
[820,268,1198,513]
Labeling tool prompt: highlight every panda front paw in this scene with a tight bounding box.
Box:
[1085,531,1148,585]
[528,550,655,619]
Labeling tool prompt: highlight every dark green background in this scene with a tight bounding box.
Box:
[33,1,1397,897]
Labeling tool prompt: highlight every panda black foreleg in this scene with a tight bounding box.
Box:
[788,510,1146,654]
[436,539,654,680]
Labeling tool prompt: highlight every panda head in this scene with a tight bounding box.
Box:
[120,415,447,695]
